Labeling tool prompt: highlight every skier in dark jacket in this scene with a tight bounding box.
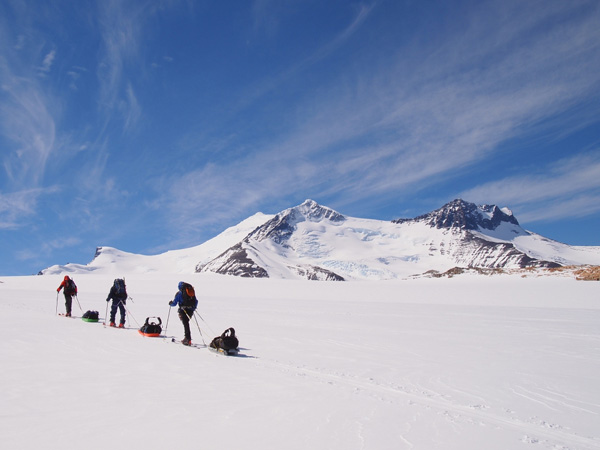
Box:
[57,275,77,316]
[169,281,198,345]
[106,279,128,328]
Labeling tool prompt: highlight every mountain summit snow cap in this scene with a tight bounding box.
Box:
[296,199,345,223]
[247,200,345,244]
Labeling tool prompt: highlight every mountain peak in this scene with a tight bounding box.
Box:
[295,199,345,223]
[247,200,345,244]
[395,199,520,231]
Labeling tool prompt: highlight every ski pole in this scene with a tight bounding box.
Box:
[181,308,205,346]
[194,311,216,337]
[55,292,59,315]
[192,313,206,346]
[74,294,83,312]
[165,306,171,335]
[120,301,140,327]
[104,300,110,326]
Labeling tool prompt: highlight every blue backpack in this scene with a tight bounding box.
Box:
[114,278,127,297]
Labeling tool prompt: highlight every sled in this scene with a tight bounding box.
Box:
[138,317,162,337]
[138,329,161,338]
[82,317,99,323]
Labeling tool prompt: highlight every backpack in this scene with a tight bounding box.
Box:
[139,317,162,337]
[180,282,196,308]
[113,278,127,297]
[210,328,239,351]
[65,279,77,295]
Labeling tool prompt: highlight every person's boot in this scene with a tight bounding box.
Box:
[110,322,116,327]
[182,338,191,346]
[118,323,125,328]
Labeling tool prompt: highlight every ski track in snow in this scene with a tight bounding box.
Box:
[250,355,599,450]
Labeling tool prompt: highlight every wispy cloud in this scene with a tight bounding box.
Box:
[0,78,57,187]
[0,3,68,194]
[66,66,87,91]
[96,0,145,126]
[165,0,600,231]
[296,3,374,69]
[121,82,141,130]
[458,152,600,222]
[237,3,375,113]
[38,48,56,75]
[0,187,59,229]
[259,1,600,203]
[15,235,81,262]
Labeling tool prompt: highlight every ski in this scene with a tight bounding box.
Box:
[169,337,206,349]
[103,323,130,329]
[58,313,76,318]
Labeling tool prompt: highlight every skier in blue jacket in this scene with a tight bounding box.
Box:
[169,282,198,345]
[106,278,128,328]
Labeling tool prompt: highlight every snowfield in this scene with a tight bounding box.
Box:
[1,273,599,450]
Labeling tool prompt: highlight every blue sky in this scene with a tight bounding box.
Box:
[1,0,599,275]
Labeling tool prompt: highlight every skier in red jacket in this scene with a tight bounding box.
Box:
[57,275,77,316]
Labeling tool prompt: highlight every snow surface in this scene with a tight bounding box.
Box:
[1,273,599,450]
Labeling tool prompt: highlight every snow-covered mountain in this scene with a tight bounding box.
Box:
[40,199,600,280]
[198,199,600,280]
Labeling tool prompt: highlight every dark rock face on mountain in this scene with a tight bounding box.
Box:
[289,265,345,281]
[395,199,558,270]
[394,199,519,230]
[198,243,269,278]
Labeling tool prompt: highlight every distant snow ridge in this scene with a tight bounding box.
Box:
[40,199,600,280]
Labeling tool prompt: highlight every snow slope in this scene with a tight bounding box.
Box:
[232,217,462,279]
[1,273,599,450]
[511,232,600,266]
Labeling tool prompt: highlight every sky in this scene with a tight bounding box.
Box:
[1,0,599,276]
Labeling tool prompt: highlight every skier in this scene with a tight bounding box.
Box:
[168,282,198,345]
[57,275,77,316]
[106,278,128,328]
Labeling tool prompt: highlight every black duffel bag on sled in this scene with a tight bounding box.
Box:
[82,310,99,322]
[139,317,162,337]
[210,328,239,355]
